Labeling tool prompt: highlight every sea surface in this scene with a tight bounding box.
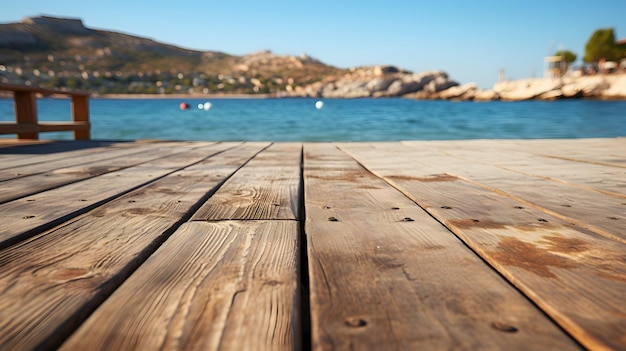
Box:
[1,98,625,141]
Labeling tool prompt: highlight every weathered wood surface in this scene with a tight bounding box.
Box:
[191,142,301,221]
[0,142,213,203]
[61,221,300,351]
[0,142,238,249]
[303,143,580,350]
[0,138,623,351]
[0,142,266,350]
[0,141,191,181]
[339,141,626,351]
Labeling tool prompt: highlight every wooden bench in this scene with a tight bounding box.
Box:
[0,84,90,140]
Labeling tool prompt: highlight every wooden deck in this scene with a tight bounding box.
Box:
[0,138,624,350]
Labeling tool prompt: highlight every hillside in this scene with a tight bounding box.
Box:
[0,16,346,95]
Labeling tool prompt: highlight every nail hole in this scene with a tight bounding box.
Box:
[22,215,35,219]
[472,219,480,223]
[491,322,518,333]
[402,217,414,222]
[441,206,453,209]
[607,216,619,220]
[345,317,367,328]
[562,204,572,207]
[26,199,36,202]
[79,199,88,202]
[323,206,331,210]
[328,217,338,222]
[391,207,400,210]
[514,206,524,209]
[538,218,549,223]
[128,200,136,203]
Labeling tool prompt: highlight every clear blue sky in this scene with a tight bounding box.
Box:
[2,0,625,88]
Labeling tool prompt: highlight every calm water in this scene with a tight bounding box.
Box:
[1,98,625,141]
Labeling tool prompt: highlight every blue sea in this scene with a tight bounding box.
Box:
[1,98,625,141]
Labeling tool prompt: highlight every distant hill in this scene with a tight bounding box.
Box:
[0,16,346,94]
[0,15,472,99]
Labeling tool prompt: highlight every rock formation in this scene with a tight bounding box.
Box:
[415,74,626,101]
[282,67,459,98]
[283,64,626,101]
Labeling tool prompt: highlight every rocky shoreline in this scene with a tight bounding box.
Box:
[281,66,626,101]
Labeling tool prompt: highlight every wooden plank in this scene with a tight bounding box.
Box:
[0,140,140,170]
[0,138,49,145]
[403,140,626,196]
[342,141,625,242]
[0,142,251,249]
[303,143,580,350]
[402,138,626,167]
[493,160,626,197]
[0,141,195,181]
[390,142,626,243]
[191,143,301,221]
[38,121,90,133]
[0,122,38,135]
[505,138,626,167]
[60,220,300,351]
[0,143,267,351]
[339,142,626,351]
[0,142,219,203]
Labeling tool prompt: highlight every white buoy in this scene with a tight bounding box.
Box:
[197,103,204,110]
[315,100,324,109]
[203,102,212,110]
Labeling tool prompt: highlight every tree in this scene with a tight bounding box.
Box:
[584,28,622,63]
[554,50,577,64]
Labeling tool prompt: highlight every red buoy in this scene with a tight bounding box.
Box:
[179,102,189,110]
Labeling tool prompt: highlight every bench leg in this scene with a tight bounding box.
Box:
[14,91,38,140]
[72,95,90,140]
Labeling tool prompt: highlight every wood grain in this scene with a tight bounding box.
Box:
[0,141,192,181]
[60,221,300,351]
[0,142,245,249]
[303,143,580,350]
[0,139,622,351]
[339,142,626,351]
[340,141,625,242]
[192,143,301,221]
[403,139,626,196]
[0,142,219,203]
[0,143,266,351]
[0,141,134,169]
[377,141,626,243]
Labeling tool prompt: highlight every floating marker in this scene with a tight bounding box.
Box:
[203,102,212,110]
[315,100,324,109]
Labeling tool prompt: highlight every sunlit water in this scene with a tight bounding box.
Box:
[1,98,625,141]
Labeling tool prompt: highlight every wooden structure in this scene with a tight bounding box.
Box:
[0,138,624,350]
[0,84,90,140]
[544,55,568,78]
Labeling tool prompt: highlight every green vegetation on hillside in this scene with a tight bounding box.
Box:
[0,16,346,94]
